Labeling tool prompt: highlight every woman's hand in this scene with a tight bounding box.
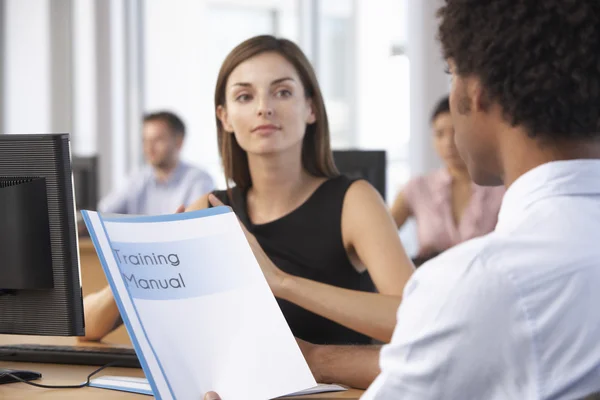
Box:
[203,392,221,400]
[207,194,289,295]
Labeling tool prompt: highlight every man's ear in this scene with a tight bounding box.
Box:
[468,77,488,112]
[175,134,184,150]
[216,105,234,132]
[306,98,317,125]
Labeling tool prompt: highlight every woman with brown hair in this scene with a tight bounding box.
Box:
[80,35,413,345]
[188,35,414,345]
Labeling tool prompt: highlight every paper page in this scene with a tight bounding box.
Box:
[82,208,316,400]
[90,376,153,396]
[90,376,347,398]
[282,383,347,397]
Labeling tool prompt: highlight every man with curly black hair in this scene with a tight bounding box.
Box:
[364,1,600,398]
[204,2,600,399]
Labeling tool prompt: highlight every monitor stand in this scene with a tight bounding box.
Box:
[0,368,41,385]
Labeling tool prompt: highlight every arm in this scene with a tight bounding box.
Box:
[97,176,136,214]
[362,254,518,400]
[185,173,215,208]
[77,286,121,342]
[205,190,412,342]
[79,195,190,342]
[186,193,210,211]
[280,277,403,342]
[342,180,414,296]
[200,341,381,399]
[299,338,381,389]
[390,190,412,229]
[279,181,414,342]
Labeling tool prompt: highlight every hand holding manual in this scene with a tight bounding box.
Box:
[82,207,339,400]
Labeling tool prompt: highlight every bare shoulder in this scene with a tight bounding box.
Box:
[341,179,393,236]
[344,179,387,210]
[186,193,210,212]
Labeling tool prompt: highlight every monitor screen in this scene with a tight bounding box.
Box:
[72,155,98,211]
[0,134,84,336]
[332,150,386,201]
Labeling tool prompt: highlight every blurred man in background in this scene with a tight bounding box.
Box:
[98,111,214,215]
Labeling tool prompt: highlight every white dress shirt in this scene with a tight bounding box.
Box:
[363,160,600,400]
[98,161,214,215]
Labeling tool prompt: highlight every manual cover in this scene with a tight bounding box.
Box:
[81,207,319,400]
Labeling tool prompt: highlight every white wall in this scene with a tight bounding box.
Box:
[355,0,411,202]
[3,0,73,136]
[143,0,219,185]
[72,0,98,156]
[3,0,52,133]
[71,0,142,197]
[2,0,141,197]
[407,0,448,176]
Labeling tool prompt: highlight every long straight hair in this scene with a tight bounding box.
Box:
[214,35,338,191]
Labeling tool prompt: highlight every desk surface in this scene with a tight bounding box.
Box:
[1,337,364,399]
[0,360,363,399]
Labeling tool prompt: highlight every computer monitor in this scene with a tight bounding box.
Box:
[72,155,98,211]
[0,134,84,338]
[332,150,386,201]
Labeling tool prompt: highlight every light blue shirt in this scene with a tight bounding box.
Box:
[364,160,600,400]
[98,161,214,215]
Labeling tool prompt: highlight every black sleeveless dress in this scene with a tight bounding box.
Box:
[213,175,374,345]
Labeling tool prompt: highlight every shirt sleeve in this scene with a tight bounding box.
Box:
[184,172,215,207]
[97,181,131,214]
[361,245,530,400]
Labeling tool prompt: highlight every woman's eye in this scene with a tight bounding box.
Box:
[276,89,292,98]
[236,94,252,102]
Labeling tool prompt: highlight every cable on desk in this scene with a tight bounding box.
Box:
[0,361,122,389]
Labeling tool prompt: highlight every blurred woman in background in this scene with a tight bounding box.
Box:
[391,96,504,265]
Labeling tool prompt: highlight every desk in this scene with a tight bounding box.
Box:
[0,336,363,399]
[0,239,364,399]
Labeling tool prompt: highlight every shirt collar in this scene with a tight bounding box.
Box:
[150,161,186,186]
[496,159,600,231]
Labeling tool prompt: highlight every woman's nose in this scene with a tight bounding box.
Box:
[257,97,274,117]
[443,132,456,147]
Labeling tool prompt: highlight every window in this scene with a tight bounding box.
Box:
[317,0,355,148]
